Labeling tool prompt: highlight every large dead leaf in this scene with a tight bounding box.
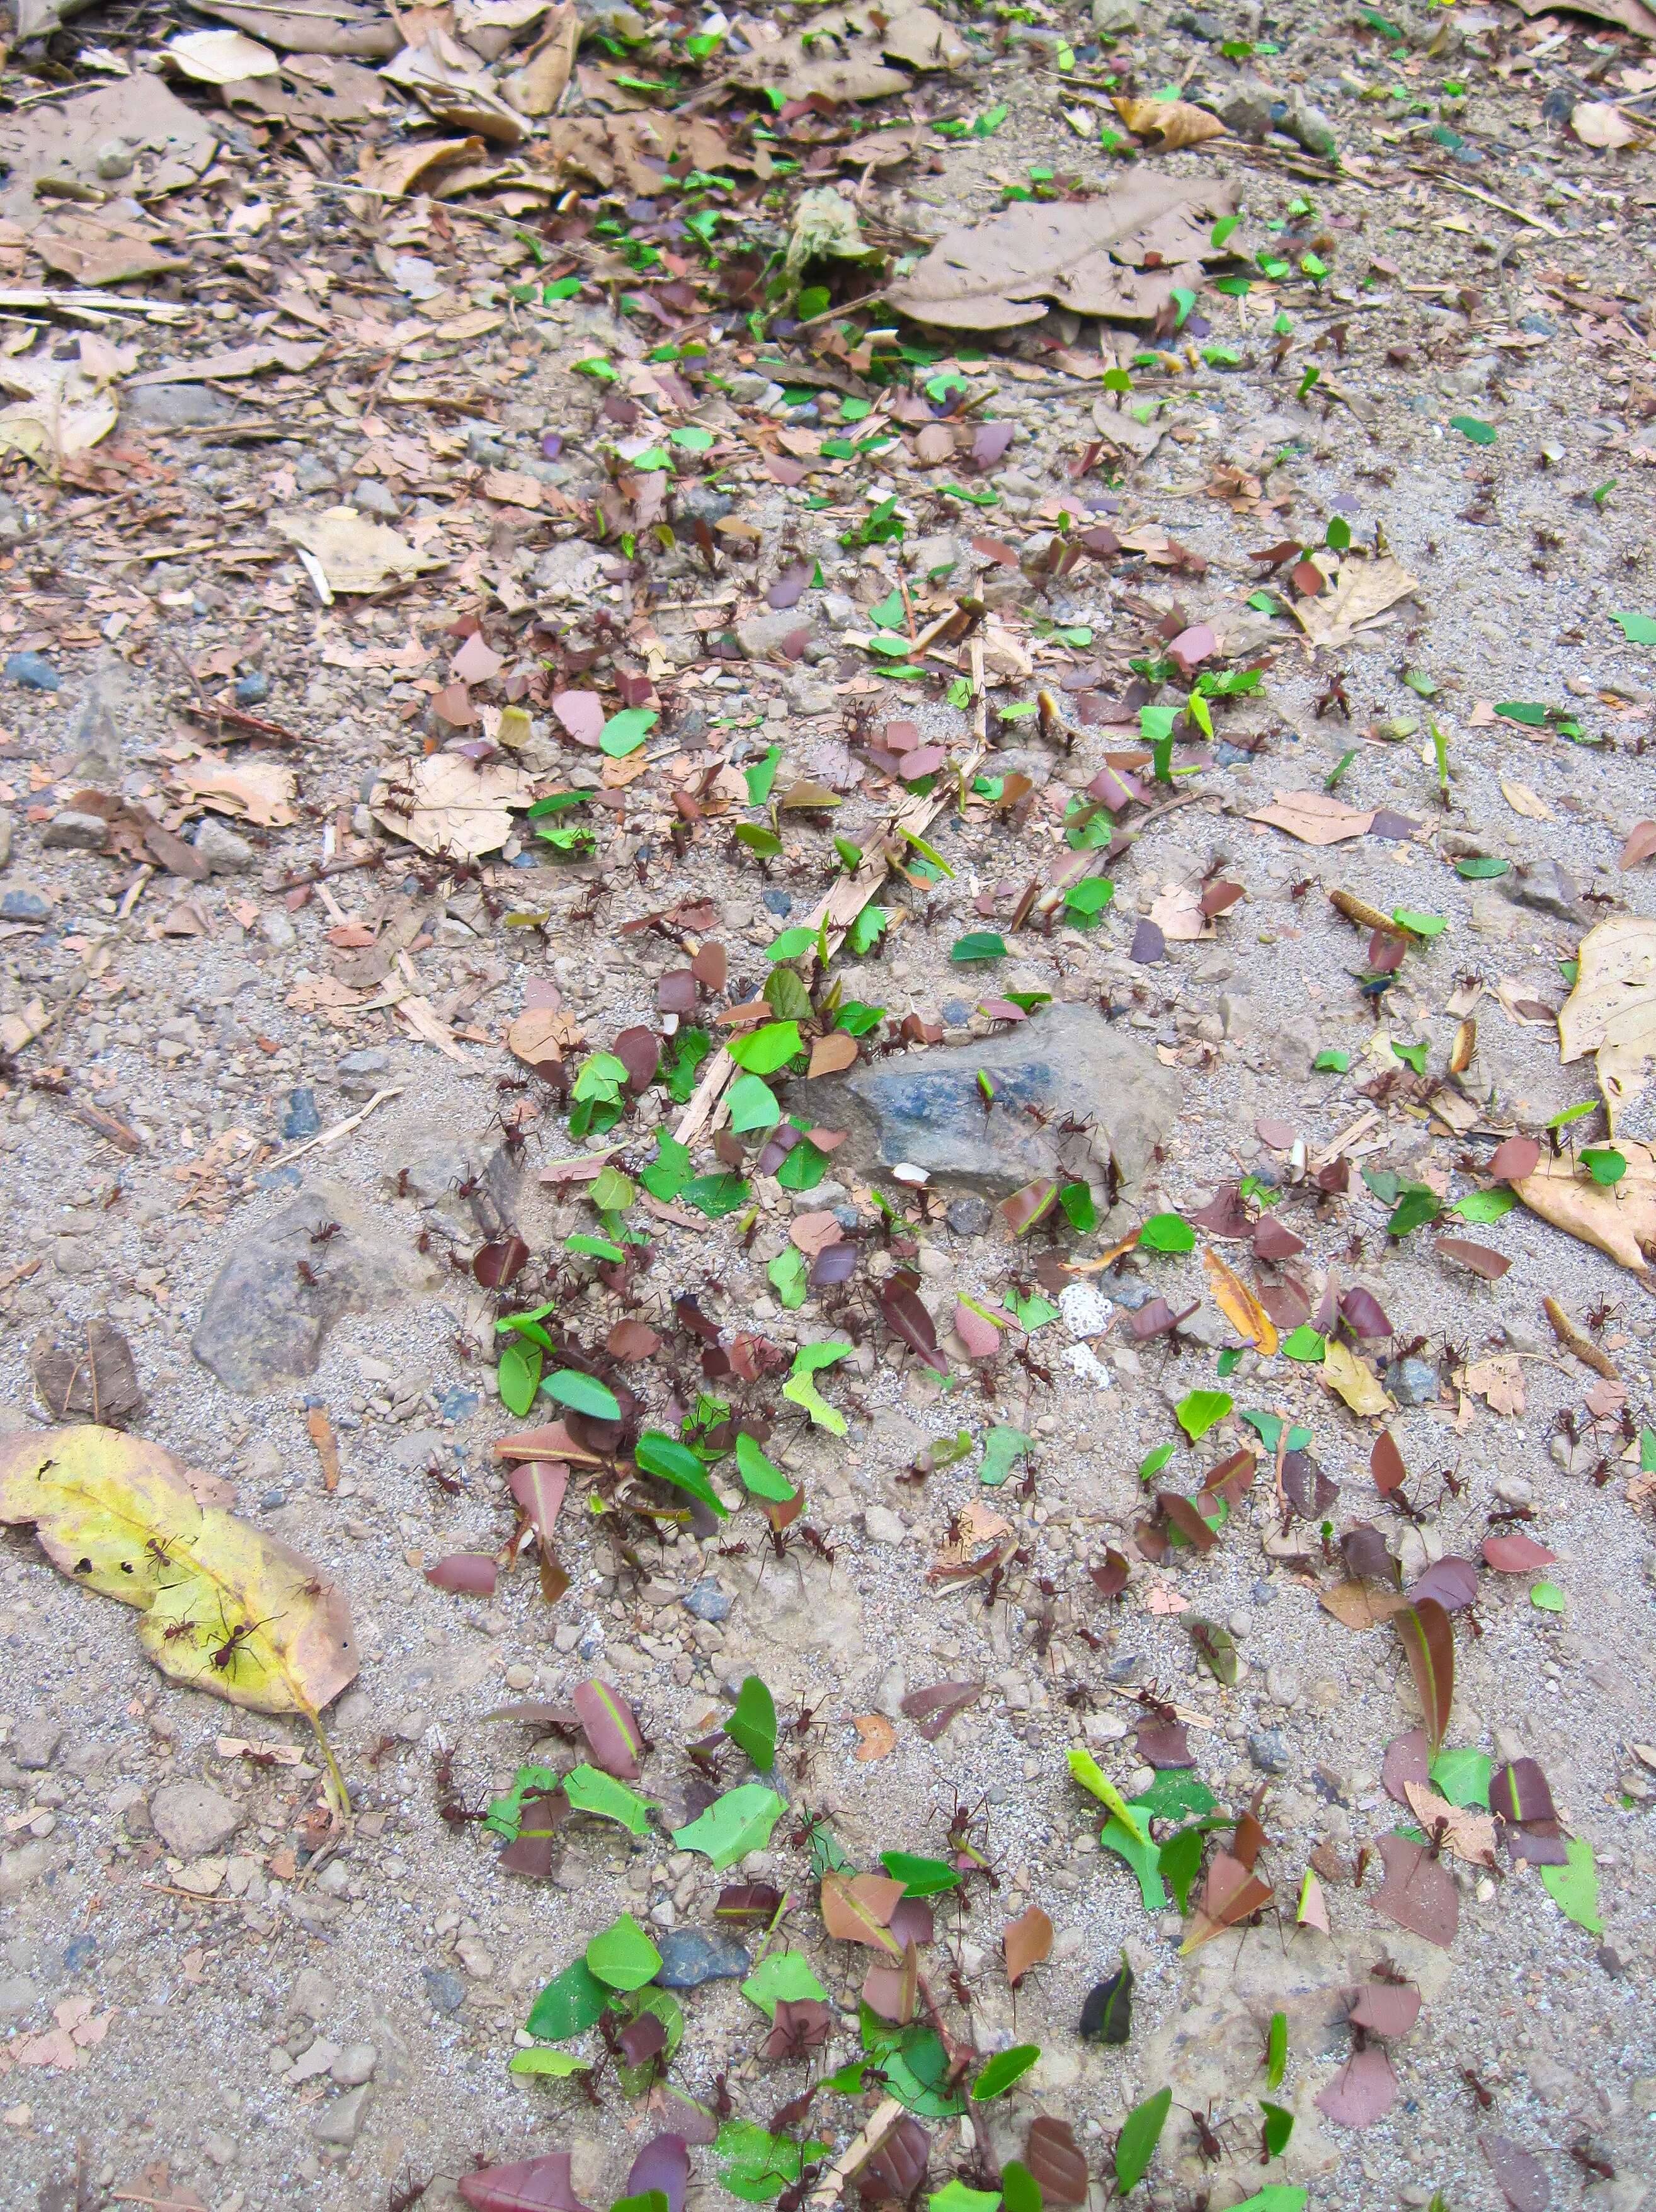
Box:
[1557,915,1656,1131]
[371,753,538,860]
[1291,557,1420,651]
[1003,1904,1053,1986]
[1246,789,1375,845]
[173,757,297,828]
[723,4,965,102]
[273,505,445,595]
[1201,1248,1277,1355]
[537,113,746,193]
[0,77,217,232]
[0,346,119,469]
[884,174,1241,332]
[1510,0,1656,31]
[1514,1139,1656,1274]
[0,1425,355,1793]
[358,135,486,195]
[502,1,579,115]
[384,31,529,143]
[1458,1355,1526,1417]
[192,0,399,54]
[1573,98,1643,145]
[1403,1782,1497,1867]
[1113,96,1227,149]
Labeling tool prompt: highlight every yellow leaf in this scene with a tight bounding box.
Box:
[1201,1247,1278,1356]
[0,1425,355,1803]
[1066,1747,1148,1844]
[1321,1337,1393,1417]
[1500,778,1553,823]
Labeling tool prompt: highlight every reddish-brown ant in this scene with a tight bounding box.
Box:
[211,1611,276,1673]
[1461,2068,1495,2111]
[295,1260,319,1289]
[309,1220,343,1245]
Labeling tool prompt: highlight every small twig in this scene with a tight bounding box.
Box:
[806,2095,904,2209]
[268,1084,406,1172]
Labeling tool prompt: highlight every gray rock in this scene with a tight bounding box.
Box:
[1391,1356,1438,1406]
[151,1781,241,1857]
[193,817,254,874]
[0,1840,55,1898]
[191,1175,440,1393]
[1502,858,1586,923]
[336,1047,394,1100]
[835,1005,1180,1197]
[724,372,775,404]
[784,671,837,715]
[423,1966,466,2014]
[42,809,108,851]
[673,482,734,539]
[1249,1729,1290,1776]
[282,1086,321,1141]
[1220,79,1276,139]
[682,1580,733,1623]
[1092,0,1139,30]
[4,651,57,692]
[863,1505,905,1545]
[261,908,298,952]
[350,479,402,520]
[737,609,814,662]
[128,384,236,429]
[311,2085,372,2146]
[1278,98,1338,157]
[653,1925,751,1989]
[11,1717,64,1771]
[330,2042,378,2086]
[295,454,336,493]
[946,1194,993,1237]
[235,670,270,707]
[0,1975,37,2019]
[908,532,962,576]
[1,886,50,921]
[0,811,11,868]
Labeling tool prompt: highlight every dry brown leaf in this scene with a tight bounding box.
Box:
[1322,1337,1393,1417]
[1291,556,1420,651]
[1403,1782,1497,1867]
[192,0,399,55]
[1148,879,1208,941]
[821,1871,904,1951]
[0,76,217,232]
[1003,1903,1053,1986]
[1573,98,1642,146]
[174,758,296,828]
[723,4,966,103]
[370,753,537,860]
[852,1712,896,1762]
[539,113,739,193]
[507,1005,580,1071]
[0,348,120,468]
[1509,0,1656,33]
[1558,915,1656,1131]
[501,0,578,114]
[1319,1580,1408,1631]
[272,505,443,595]
[808,1031,860,1078]
[1247,789,1376,846]
[884,174,1240,332]
[1500,778,1553,822]
[1201,1247,1277,1355]
[1620,821,1656,870]
[1515,1138,1656,1274]
[1458,1355,1526,1417]
[357,135,485,195]
[1112,95,1227,148]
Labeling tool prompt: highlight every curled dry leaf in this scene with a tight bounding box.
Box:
[1248,789,1375,846]
[1003,1903,1053,1986]
[1322,1338,1393,1417]
[1291,557,1420,651]
[1180,1849,1271,1953]
[1113,94,1227,147]
[273,504,443,595]
[899,1680,983,1740]
[0,1425,355,1785]
[371,753,537,860]
[1619,820,1656,870]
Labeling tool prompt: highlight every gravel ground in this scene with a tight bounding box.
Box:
[2,1,1656,2209]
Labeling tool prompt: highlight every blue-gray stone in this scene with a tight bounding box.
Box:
[423,1967,466,2014]
[1392,1356,1437,1407]
[941,1000,971,1025]
[653,1926,751,1990]
[0,889,50,922]
[945,1194,993,1238]
[256,1166,304,1192]
[1250,1729,1289,1776]
[235,670,271,706]
[1214,740,1252,768]
[761,888,793,917]
[440,1384,480,1422]
[62,1934,97,1971]
[1518,314,1555,338]
[282,1086,321,1140]
[682,1580,732,1623]
[4,651,57,691]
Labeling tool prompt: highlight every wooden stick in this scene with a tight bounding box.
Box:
[807,2095,904,2209]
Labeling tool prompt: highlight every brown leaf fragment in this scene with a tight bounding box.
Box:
[1393,1599,1454,1753]
[1316,2047,1398,2129]
[1247,790,1376,846]
[1435,1236,1510,1280]
[1619,820,1656,870]
[1373,1832,1459,1947]
[1201,1246,1278,1354]
[1113,94,1228,147]
[306,1406,341,1493]
[852,1713,896,1762]
[856,2117,929,2204]
[1382,1727,1432,1807]
[1003,1903,1053,1986]
[1179,1849,1271,1952]
[1319,1580,1407,1631]
[821,1872,904,1953]
[1403,1781,1497,1868]
[1024,2119,1089,2207]
[1482,2133,1553,2212]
